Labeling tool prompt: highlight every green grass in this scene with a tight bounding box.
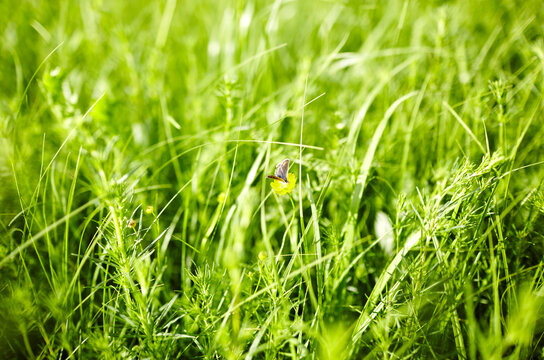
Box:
[1,0,544,358]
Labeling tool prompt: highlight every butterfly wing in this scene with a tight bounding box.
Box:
[267,175,286,183]
[275,159,289,182]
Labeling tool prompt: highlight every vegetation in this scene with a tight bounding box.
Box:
[1,0,544,358]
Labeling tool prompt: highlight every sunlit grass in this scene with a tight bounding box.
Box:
[1,0,544,358]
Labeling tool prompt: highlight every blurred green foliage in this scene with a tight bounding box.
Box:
[1,0,544,358]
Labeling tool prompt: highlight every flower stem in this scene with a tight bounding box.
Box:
[277,194,297,263]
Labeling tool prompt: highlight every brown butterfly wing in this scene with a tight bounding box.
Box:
[275,159,289,182]
[267,175,287,183]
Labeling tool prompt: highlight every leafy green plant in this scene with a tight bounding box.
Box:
[1,0,543,358]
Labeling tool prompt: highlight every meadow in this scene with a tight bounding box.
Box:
[1,0,544,358]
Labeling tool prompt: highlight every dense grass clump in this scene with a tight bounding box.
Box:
[1,0,544,358]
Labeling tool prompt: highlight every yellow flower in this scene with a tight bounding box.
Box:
[270,173,296,195]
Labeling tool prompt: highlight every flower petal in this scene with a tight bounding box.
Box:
[270,173,297,195]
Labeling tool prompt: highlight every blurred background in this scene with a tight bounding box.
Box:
[1,0,543,358]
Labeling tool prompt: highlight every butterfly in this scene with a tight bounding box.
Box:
[267,159,289,183]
